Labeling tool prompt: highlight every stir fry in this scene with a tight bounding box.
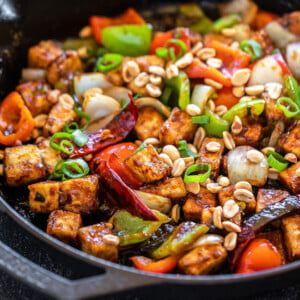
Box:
[2,0,300,275]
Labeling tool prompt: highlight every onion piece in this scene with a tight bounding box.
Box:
[103,86,132,103]
[74,73,113,100]
[286,42,300,80]
[21,68,46,82]
[84,112,118,134]
[227,146,269,186]
[193,234,224,248]
[191,84,215,114]
[134,190,172,214]
[135,97,171,118]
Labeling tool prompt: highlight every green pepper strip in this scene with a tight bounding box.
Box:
[156,47,169,58]
[133,142,147,155]
[178,140,199,158]
[191,115,210,124]
[202,107,229,137]
[95,53,123,72]
[276,97,300,118]
[212,13,240,33]
[284,75,300,108]
[184,163,211,183]
[240,40,263,62]
[166,39,188,61]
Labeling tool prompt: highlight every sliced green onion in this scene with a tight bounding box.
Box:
[120,98,130,110]
[212,13,240,33]
[133,142,147,155]
[284,75,300,108]
[63,122,79,133]
[161,86,173,105]
[49,160,66,180]
[156,47,169,58]
[267,150,289,172]
[133,94,143,100]
[50,132,73,153]
[184,163,211,183]
[94,53,123,72]
[71,129,88,147]
[240,40,263,62]
[59,140,74,154]
[191,115,210,124]
[276,97,300,118]
[271,48,281,54]
[168,47,176,61]
[166,39,188,61]
[178,140,199,158]
[74,106,91,130]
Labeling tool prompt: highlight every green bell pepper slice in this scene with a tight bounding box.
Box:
[101,24,152,57]
[284,75,300,108]
[151,222,209,259]
[222,99,265,124]
[109,209,170,247]
[163,71,190,110]
[202,107,229,137]
[212,13,240,33]
[62,38,99,51]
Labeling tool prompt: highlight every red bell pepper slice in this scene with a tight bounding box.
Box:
[253,10,279,30]
[0,92,35,145]
[90,8,145,44]
[68,96,138,158]
[130,255,180,273]
[214,87,239,109]
[96,159,158,221]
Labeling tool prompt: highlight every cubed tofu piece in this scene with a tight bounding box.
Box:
[232,118,263,148]
[78,223,118,262]
[105,67,123,86]
[16,80,53,116]
[47,210,82,244]
[278,121,300,158]
[5,145,46,186]
[183,187,216,223]
[139,177,187,199]
[134,55,165,72]
[37,138,62,174]
[256,189,290,213]
[134,107,165,140]
[282,215,300,261]
[47,50,83,87]
[28,40,63,69]
[264,93,286,123]
[258,230,286,264]
[29,181,61,213]
[178,244,227,275]
[43,96,77,136]
[159,107,197,146]
[196,138,224,179]
[124,145,171,183]
[279,162,300,194]
[60,175,99,215]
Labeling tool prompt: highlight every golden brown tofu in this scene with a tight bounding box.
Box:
[60,175,99,215]
[256,189,290,213]
[279,162,300,194]
[282,215,300,261]
[232,118,263,148]
[47,210,82,244]
[47,50,83,87]
[29,181,61,213]
[135,107,165,140]
[134,55,165,72]
[5,145,46,186]
[139,177,187,199]
[264,93,286,123]
[159,107,197,146]
[278,121,300,158]
[37,138,62,174]
[258,230,286,264]
[16,80,53,116]
[43,96,77,136]
[28,40,63,69]
[78,223,118,262]
[124,145,171,183]
[127,81,149,97]
[196,137,224,179]
[183,188,216,223]
[178,244,227,275]
[105,68,123,86]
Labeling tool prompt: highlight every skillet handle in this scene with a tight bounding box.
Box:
[0,240,162,300]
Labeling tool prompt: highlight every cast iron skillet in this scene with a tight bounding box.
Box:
[1,0,300,299]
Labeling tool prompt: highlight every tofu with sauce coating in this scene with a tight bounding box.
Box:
[125,145,171,183]
[47,210,82,244]
[282,215,300,261]
[5,145,46,186]
[279,162,300,194]
[159,107,197,146]
[256,189,290,213]
[29,181,61,213]
[178,244,227,275]
[78,223,118,262]
[278,121,300,158]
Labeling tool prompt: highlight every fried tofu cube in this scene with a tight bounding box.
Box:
[78,223,118,262]
[279,162,300,194]
[278,121,300,158]
[47,210,82,244]
[178,244,227,275]
[159,107,197,146]
[196,138,224,179]
[5,145,46,186]
[264,93,286,123]
[125,145,171,183]
[16,80,53,116]
[28,40,63,69]
[37,138,62,174]
[139,177,187,198]
[183,187,216,223]
[134,55,165,72]
[43,95,77,136]
[256,189,290,213]
[135,107,165,141]
[60,175,99,215]
[29,181,61,213]
[282,215,300,261]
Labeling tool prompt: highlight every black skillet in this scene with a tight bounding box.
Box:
[1,0,300,299]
